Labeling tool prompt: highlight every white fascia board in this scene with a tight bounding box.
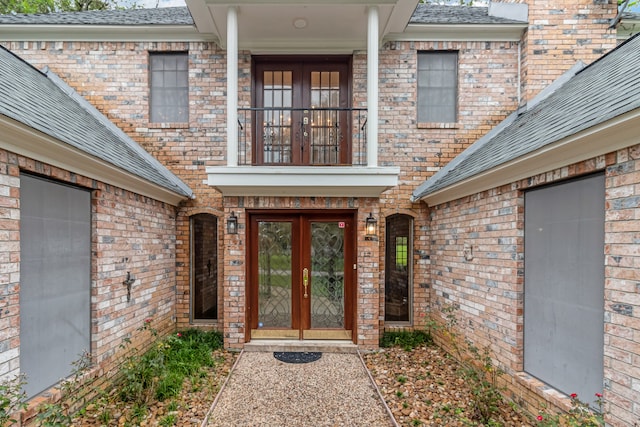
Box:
[390,23,526,42]
[239,39,366,54]
[206,165,400,197]
[418,110,640,207]
[0,25,217,43]
[0,116,188,206]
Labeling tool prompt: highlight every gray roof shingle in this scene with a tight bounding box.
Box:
[0,46,193,199]
[412,33,640,201]
[410,4,527,25]
[0,4,525,26]
[0,6,193,25]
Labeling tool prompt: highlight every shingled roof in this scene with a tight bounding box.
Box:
[410,4,526,25]
[0,4,525,27]
[0,6,192,25]
[412,33,640,203]
[0,46,193,201]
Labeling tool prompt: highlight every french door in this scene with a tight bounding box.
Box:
[248,212,355,340]
[254,57,351,165]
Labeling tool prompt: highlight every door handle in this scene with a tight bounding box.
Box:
[303,268,309,298]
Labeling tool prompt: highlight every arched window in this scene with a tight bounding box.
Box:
[385,214,413,323]
[191,214,218,321]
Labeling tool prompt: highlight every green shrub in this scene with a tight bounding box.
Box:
[117,325,224,405]
[380,330,432,350]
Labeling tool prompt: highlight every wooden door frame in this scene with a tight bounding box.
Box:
[252,55,353,166]
[245,209,358,343]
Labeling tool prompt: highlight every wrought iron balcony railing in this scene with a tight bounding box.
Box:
[237,107,367,167]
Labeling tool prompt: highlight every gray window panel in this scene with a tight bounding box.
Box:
[20,174,91,399]
[417,51,458,123]
[149,52,189,123]
[524,174,605,406]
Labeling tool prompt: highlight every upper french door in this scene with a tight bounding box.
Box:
[248,212,355,341]
[253,57,351,166]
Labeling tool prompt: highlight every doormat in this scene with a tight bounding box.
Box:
[273,351,322,364]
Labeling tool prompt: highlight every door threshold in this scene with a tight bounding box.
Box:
[244,339,358,354]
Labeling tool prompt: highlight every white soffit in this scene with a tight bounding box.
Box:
[206,166,400,197]
[0,116,188,205]
[186,0,419,52]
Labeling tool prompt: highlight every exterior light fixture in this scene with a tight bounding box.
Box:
[365,213,378,241]
[227,211,238,235]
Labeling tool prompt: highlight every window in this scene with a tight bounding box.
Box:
[149,52,188,123]
[20,173,91,398]
[524,174,604,405]
[191,214,218,321]
[417,51,458,123]
[385,215,413,323]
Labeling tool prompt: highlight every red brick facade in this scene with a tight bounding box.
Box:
[1,0,638,425]
[0,148,179,423]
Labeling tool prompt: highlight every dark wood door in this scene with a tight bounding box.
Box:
[248,212,355,340]
[254,57,351,165]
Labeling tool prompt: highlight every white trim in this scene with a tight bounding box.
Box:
[0,25,216,42]
[418,110,640,206]
[367,6,379,168]
[227,6,238,167]
[388,23,527,42]
[206,166,400,197]
[0,116,188,205]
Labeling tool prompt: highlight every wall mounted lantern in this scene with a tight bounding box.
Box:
[227,211,238,235]
[365,213,378,241]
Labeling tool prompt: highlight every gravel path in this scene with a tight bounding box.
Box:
[205,351,395,427]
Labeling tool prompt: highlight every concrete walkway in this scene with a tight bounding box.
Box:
[203,350,397,427]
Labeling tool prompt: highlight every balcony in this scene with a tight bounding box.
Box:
[237,107,367,167]
[206,107,400,198]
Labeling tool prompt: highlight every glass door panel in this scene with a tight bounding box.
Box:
[249,213,353,341]
[309,71,342,164]
[257,221,293,330]
[254,57,351,166]
[309,222,345,329]
[261,71,293,164]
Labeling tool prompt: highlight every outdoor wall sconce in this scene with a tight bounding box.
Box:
[227,211,238,235]
[365,213,378,241]
[123,271,136,302]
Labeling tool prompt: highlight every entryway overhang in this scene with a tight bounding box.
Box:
[206,165,400,197]
[185,0,419,53]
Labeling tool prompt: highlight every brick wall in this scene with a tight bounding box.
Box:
[1,38,524,347]
[0,150,20,382]
[521,0,617,102]
[604,144,640,427]
[427,143,640,426]
[374,40,520,330]
[0,148,178,421]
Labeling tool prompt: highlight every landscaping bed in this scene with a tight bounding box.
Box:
[67,333,533,426]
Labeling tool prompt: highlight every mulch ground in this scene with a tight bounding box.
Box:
[71,345,533,426]
[362,345,533,426]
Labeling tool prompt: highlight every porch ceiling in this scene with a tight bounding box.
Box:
[206,166,400,197]
[185,0,419,53]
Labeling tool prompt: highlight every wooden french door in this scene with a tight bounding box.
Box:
[248,212,355,340]
[253,56,351,165]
